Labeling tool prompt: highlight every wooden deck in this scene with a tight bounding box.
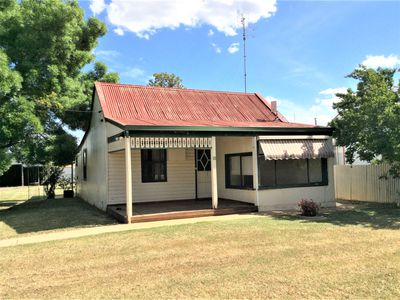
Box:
[107,199,258,223]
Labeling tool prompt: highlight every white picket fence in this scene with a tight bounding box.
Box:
[334,164,400,203]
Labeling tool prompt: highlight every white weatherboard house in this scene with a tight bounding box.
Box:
[75,82,335,223]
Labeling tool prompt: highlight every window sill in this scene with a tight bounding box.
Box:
[258,182,328,190]
[225,186,255,191]
[141,180,168,183]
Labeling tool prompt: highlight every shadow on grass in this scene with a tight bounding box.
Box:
[270,201,400,230]
[0,197,116,235]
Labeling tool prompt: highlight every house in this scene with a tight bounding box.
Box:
[75,82,335,223]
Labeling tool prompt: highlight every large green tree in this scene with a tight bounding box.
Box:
[0,0,118,176]
[148,72,184,88]
[331,66,400,176]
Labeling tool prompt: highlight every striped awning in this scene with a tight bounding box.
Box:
[259,138,334,160]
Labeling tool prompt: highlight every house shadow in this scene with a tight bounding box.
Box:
[268,201,400,230]
[0,196,116,235]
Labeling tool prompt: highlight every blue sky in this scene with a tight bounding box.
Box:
[79,0,400,126]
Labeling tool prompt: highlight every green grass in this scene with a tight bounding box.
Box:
[0,201,399,299]
[0,187,116,239]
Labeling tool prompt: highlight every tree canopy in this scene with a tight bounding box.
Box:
[0,0,118,175]
[148,72,184,88]
[330,66,400,176]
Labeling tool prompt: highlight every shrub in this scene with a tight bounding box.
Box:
[298,199,320,216]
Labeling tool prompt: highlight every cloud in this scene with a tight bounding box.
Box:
[91,0,277,39]
[211,43,221,54]
[113,28,124,36]
[89,0,106,15]
[319,87,348,95]
[228,42,240,54]
[266,87,348,126]
[93,49,120,59]
[361,54,400,69]
[208,29,214,36]
[122,67,145,80]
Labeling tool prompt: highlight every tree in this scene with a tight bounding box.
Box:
[0,50,41,175]
[0,0,117,182]
[330,66,400,176]
[148,72,184,88]
[61,61,119,131]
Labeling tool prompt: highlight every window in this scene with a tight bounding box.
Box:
[225,153,253,189]
[83,149,87,181]
[258,155,328,188]
[141,149,167,183]
[196,149,211,171]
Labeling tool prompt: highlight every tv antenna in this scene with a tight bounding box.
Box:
[241,16,247,93]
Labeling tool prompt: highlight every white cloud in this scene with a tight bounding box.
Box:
[89,0,106,15]
[228,42,240,54]
[92,0,277,39]
[208,29,214,36]
[113,28,124,36]
[266,87,348,126]
[93,49,120,59]
[122,67,145,80]
[211,43,221,54]
[319,87,348,95]
[361,54,400,69]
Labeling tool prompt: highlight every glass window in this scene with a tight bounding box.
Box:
[309,159,323,183]
[276,159,308,185]
[196,149,211,171]
[141,149,167,183]
[225,153,253,189]
[258,158,275,187]
[83,149,87,181]
[258,155,328,188]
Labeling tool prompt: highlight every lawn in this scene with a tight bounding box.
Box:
[0,187,116,239]
[0,201,399,299]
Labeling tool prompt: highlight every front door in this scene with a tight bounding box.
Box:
[196,149,211,199]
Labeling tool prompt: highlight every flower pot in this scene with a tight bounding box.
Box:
[63,190,74,198]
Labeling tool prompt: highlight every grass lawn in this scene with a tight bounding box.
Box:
[0,201,399,299]
[0,187,116,239]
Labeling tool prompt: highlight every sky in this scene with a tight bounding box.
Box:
[78,0,400,126]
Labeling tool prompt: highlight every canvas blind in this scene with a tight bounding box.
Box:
[259,138,334,160]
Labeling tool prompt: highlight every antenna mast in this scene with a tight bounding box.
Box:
[241,16,247,93]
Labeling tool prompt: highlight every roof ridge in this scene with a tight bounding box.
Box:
[95,81,257,96]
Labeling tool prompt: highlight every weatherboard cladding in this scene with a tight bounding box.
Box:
[95,82,315,129]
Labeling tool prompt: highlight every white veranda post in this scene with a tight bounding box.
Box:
[125,135,133,223]
[211,136,218,209]
[252,137,259,206]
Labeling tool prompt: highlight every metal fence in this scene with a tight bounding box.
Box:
[334,164,400,203]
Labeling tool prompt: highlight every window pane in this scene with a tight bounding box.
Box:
[241,155,253,187]
[258,158,275,186]
[141,149,167,182]
[229,156,241,186]
[276,159,308,185]
[309,159,322,183]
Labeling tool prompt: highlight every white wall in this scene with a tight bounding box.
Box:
[108,148,196,204]
[257,158,335,210]
[216,136,257,204]
[76,93,108,210]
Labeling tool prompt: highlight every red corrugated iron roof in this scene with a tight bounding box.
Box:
[95,82,315,129]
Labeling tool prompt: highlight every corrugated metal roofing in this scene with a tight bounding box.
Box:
[95,82,315,129]
[259,139,335,160]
